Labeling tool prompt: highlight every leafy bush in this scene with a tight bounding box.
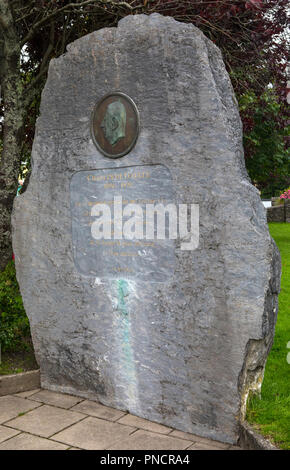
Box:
[0,261,30,352]
[238,87,290,198]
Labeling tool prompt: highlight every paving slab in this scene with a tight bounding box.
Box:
[14,389,41,398]
[109,429,192,450]
[117,414,172,434]
[0,395,41,424]
[71,400,127,421]
[0,389,243,450]
[0,425,20,443]
[170,429,230,449]
[52,416,136,450]
[28,389,83,409]
[5,404,85,437]
[187,442,227,450]
[0,432,68,450]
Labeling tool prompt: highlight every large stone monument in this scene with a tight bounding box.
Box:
[12,14,281,444]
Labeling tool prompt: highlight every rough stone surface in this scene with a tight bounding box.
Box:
[12,14,281,444]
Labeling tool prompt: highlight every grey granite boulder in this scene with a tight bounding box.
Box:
[12,13,281,444]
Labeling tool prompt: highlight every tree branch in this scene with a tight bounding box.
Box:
[0,38,5,86]
[0,14,9,34]
[21,0,135,46]
[0,0,19,44]
[26,20,55,94]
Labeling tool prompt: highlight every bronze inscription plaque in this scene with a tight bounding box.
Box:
[91,92,140,158]
[70,165,175,282]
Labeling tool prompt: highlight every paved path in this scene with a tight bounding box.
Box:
[0,389,242,450]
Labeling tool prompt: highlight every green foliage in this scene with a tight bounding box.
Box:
[237,88,290,198]
[247,223,290,450]
[0,261,30,352]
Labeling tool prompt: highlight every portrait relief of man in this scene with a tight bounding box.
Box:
[101,100,127,146]
[91,92,139,158]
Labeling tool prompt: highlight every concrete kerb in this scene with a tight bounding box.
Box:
[0,370,40,396]
[238,421,279,450]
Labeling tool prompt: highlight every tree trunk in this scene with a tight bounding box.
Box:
[0,65,24,271]
[0,2,24,270]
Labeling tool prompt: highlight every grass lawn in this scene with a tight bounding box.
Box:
[246,222,290,450]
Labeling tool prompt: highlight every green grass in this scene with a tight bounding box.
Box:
[246,222,290,450]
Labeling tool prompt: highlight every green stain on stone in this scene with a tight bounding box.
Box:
[117,279,129,316]
[114,279,138,401]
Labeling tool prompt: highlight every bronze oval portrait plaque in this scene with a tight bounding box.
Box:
[91,92,140,158]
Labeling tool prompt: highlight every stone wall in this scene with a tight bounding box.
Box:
[267,200,290,223]
[285,199,290,223]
